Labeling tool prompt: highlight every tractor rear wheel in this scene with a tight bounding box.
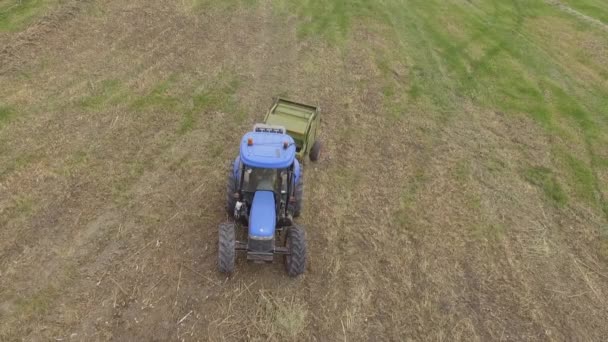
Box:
[284,226,306,277]
[309,140,322,162]
[218,222,236,274]
[226,162,237,216]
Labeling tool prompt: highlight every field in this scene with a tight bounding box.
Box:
[1,0,608,340]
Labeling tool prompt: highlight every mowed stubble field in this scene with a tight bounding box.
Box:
[1,0,608,341]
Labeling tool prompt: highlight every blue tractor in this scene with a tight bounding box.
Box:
[218,124,307,276]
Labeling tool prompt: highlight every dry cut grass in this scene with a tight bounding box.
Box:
[1,0,608,341]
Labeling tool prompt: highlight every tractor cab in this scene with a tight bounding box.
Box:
[234,128,300,217]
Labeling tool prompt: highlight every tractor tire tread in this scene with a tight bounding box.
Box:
[285,226,306,277]
[218,222,236,274]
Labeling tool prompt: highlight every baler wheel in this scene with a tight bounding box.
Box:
[309,140,322,162]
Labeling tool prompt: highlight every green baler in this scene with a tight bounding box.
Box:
[263,98,322,162]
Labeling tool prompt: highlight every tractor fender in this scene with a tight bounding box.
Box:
[293,159,301,185]
[249,191,276,240]
[233,156,241,180]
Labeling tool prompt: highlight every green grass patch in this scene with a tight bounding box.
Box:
[472,223,505,242]
[274,0,379,42]
[0,104,15,127]
[131,78,180,111]
[128,73,243,134]
[15,286,57,317]
[111,160,145,205]
[381,84,395,98]
[188,0,257,11]
[0,153,37,179]
[524,166,568,206]
[395,169,427,232]
[281,0,608,225]
[484,157,507,174]
[549,83,597,138]
[0,194,36,224]
[601,238,608,260]
[453,160,471,183]
[0,193,36,226]
[0,0,59,32]
[13,194,34,214]
[58,150,90,177]
[563,154,598,203]
[408,83,422,100]
[280,0,605,131]
[179,77,242,134]
[77,79,130,110]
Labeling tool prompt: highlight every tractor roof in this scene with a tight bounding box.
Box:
[240,132,296,169]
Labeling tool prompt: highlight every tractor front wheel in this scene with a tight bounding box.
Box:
[309,140,322,162]
[284,226,306,277]
[218,222,236,274]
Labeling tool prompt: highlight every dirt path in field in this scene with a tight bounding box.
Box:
[1,0,608,341]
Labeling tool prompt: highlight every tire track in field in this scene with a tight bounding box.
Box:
[546,0,608,32]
